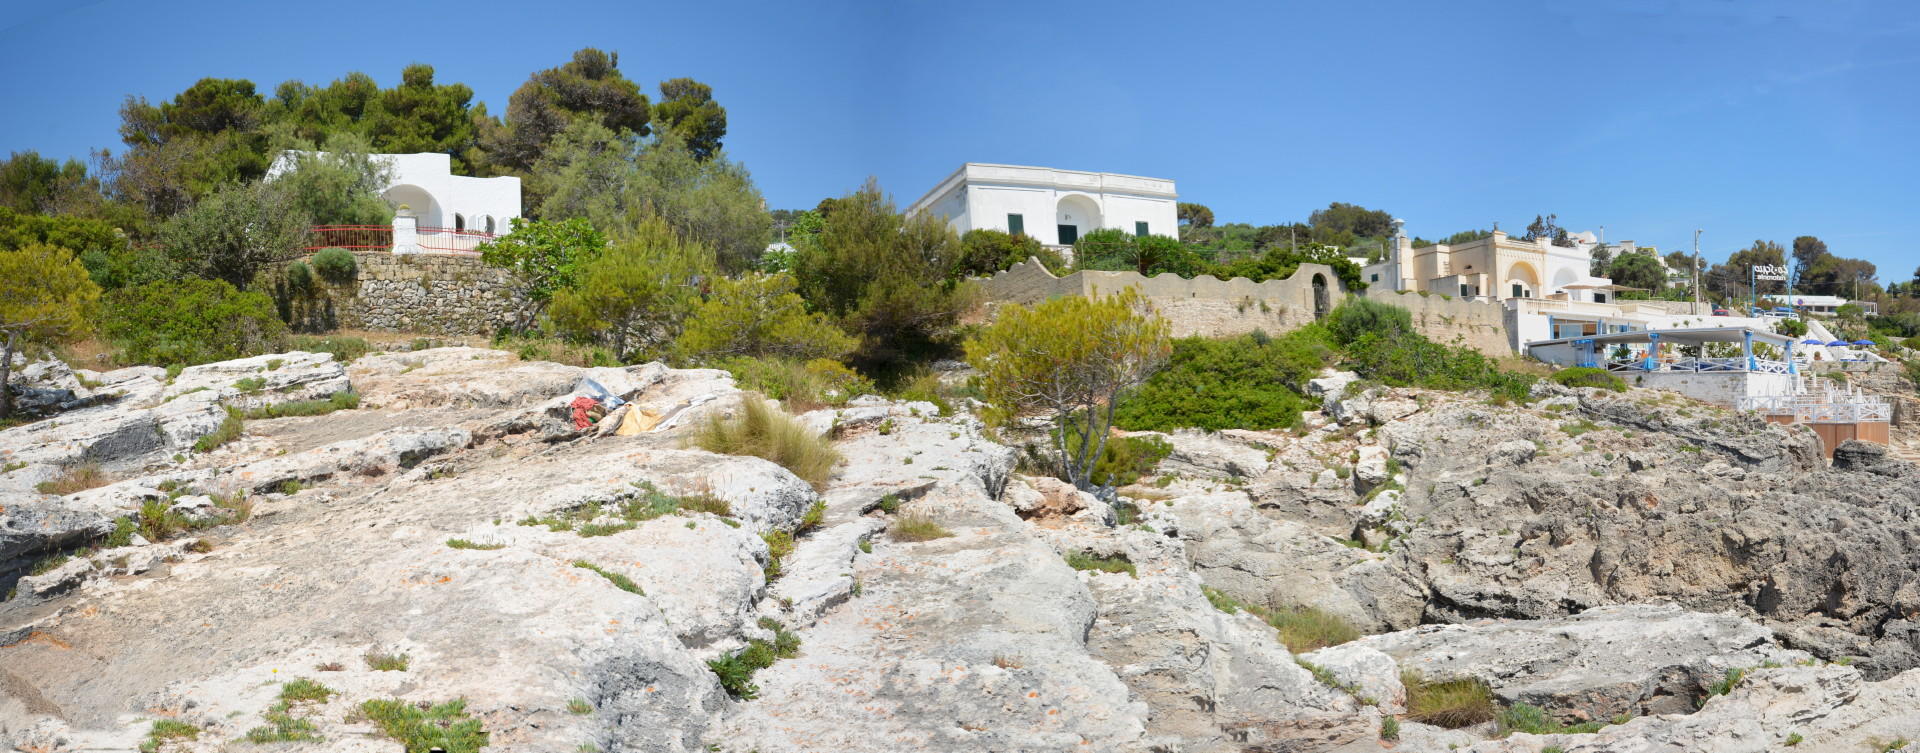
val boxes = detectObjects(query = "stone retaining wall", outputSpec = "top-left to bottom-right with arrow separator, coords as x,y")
976,259 -> 1514,354
290,252 -> 528,336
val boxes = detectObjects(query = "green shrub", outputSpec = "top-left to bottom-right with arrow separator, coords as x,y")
715,356 -> 873,412
671,272 -> 857,365
1380,715 -> 1400,741
1082,434 -> 1174,488
360,698 -> 487,753
1115,328 -> 1335,432
311,247 -> 356,283
1324,297 -> 1413,346
706,618 -> 802,699
1343,328 -> 1535,403
141,719 -> 199,752
103,279 -> 288,367
1403,670 -> 1496,729
693,397 -> 840,489
1549,367 -> 1626,392
193,408 -> 246,452
283,260 -> 315,296
951,228 -> 1068,278
1064,551 -> 1136,578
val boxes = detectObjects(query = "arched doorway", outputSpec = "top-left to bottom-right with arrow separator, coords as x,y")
380,183 -> 443,228
1055,194 -> 1102,246
1312,273 -> 1329,319
1505,261 -> 1541,299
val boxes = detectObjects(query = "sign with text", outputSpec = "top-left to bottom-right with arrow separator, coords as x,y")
1752,264 -> 1788,281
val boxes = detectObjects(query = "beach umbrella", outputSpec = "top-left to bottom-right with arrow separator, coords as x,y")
1801,339 -> 1823,345
1853,340 -> 1875,346
1827,340 -> 1851,346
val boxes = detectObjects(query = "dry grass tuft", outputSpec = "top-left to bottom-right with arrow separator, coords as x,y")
693,397 -> 839,490
1402,669 -> 1496,729
34,463 -> 110,495
890,515 -> 953,542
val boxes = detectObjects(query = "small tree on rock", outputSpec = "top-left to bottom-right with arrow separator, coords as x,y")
0,243 -> 101,418
478,216 -> 606,331
547,216 -> 713,360
965,288 -> 1170,493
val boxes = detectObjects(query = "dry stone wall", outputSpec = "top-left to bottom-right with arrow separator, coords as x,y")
290,251 -> 528,336
977,258 -> 1514,354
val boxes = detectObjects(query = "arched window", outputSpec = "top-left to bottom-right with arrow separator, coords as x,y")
483,215 -> 495,234
454,213 -> 466,232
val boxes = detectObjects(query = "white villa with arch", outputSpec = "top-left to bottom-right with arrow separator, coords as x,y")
906,163 -> 1180,249
268,151 -> 521,254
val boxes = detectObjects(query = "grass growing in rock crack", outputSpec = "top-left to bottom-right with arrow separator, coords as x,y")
1064,551 -> 1136,578
446,538 -> 505,550
34,463 -> 110,495
1497,702 -> 1622,736
1402,669 -> 1496,729
567,698 -> 593,715
1700,667 -> 1748,706
243,390 -> 360,419
762,530 -> 795,580
707,618 -> 802,700
140,719 -> 199,752
193,407 -> 246,452
692,397 -> 840,490
363,649 -> 410,671
1380,715 -> 1400,741
1200,586 -> 1359,652
573,560 -> 643,595
890,515 -> 953,542
796,500 -> 826,534
360,698 -> 488,753
519,483 -> 730,536
245,679 -> 334,743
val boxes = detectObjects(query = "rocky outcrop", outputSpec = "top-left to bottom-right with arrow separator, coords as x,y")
1336,604 -> 1808,721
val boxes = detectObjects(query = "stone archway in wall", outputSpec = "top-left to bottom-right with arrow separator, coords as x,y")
1312,273 -> 1330,319
1505,260 -> 1541,299
1055,194 -> 1102,246
381,184 -> 443,228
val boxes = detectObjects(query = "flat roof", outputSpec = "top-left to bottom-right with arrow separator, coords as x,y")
907,162 -> 1177,215
1527,326 -> 1796,348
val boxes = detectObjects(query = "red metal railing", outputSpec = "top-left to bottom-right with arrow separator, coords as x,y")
416,226 -> 498,255
303,225 -> 500,255
304,225 -> 392,251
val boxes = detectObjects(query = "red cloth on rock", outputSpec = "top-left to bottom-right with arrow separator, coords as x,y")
570,396 -> 600,429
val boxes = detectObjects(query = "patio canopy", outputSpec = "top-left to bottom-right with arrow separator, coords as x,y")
1527,326 -> 1796,349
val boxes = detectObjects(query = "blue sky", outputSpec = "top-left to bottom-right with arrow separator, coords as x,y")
2,0 -> 1916,278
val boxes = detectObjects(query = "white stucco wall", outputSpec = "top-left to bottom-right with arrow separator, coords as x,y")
269,151 -> 521,234
908,163 -> 1178,245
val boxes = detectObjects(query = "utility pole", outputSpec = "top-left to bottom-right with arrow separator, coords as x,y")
1692,229 -> 1703,308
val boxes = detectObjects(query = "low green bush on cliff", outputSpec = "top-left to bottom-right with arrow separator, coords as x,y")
1115,328 -> 1335,432
1549,366 -> 1627,392
311,247 -> 356,283
103,279 -> 287,367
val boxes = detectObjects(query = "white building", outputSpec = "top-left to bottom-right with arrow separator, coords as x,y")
1761,294 -> 1874,317
269,151 -> 521,253
906,163 -> 1179,248
1366,224 -> 1616,305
